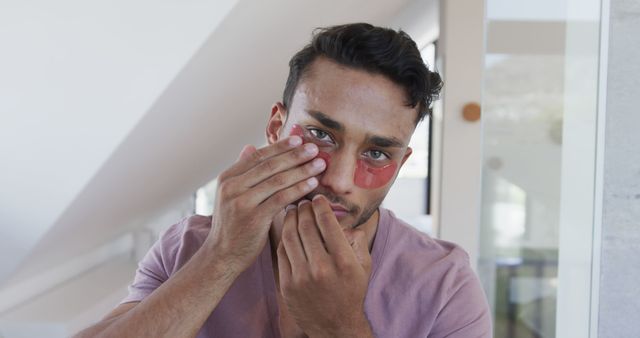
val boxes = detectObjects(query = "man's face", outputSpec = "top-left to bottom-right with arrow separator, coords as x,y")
268,57 -> 416,229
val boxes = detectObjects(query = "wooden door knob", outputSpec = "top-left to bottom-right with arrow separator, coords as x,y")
462,102 -> 481,122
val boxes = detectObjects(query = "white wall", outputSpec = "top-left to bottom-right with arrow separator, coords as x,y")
434,0 -> 485,268
597,0 -> 640,336
0,0 -> 238,284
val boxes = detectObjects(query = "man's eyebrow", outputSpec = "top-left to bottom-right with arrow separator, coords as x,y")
306,110 -> 403,148
367,135 -> 405,148
307,110 -> 344,131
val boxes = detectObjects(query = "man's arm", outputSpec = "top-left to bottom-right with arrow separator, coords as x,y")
73,244 -> 239,338
74,135 -> 326,338
74,302 -> 138,337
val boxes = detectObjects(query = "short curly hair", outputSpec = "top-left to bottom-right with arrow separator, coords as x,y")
283,23 -> 442,124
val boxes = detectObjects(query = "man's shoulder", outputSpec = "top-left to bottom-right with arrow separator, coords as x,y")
153,214 -> 213,275
178,214 -> 213,234
381,208 -> 470,268
374,208 -> 475,298
368,210 -> 491,338
161,214 -> 212,244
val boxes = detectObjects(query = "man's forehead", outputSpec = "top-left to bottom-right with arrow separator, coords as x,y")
289,58 -> 417,142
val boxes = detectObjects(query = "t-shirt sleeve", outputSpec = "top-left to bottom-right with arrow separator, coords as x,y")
119,221 -> 183,305
428,263 -> 493,338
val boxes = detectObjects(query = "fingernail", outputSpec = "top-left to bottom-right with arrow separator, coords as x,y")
311,158 -> 325,168
303,143 -> 318,155
299,199 -> 311,207
306,177 -> 318,188
285,204 -> 297,211
289,136 -> 302,147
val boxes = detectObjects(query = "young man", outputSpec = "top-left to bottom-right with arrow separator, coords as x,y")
76,23 -> 491,338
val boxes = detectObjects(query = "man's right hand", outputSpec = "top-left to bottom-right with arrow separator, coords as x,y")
204,135 -> 326,273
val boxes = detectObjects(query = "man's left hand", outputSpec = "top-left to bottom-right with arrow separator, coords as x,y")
277,195 -> 374,338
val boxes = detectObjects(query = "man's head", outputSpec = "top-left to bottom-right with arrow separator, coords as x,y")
266,23 -> 442,229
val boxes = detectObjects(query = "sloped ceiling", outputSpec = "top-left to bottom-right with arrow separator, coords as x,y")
0,0 -> 239,284
1,0 -> 438,286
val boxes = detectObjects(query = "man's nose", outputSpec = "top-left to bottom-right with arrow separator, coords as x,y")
318,150 -> 355,195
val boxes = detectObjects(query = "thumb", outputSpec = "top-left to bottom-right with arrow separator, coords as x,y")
349,229 -> 372,274
237,144 -> 257,161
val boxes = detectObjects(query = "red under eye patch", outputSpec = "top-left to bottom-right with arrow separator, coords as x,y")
354,159 -> 397,189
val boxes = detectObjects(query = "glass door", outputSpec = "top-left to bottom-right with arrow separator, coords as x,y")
477,0 -> 604,337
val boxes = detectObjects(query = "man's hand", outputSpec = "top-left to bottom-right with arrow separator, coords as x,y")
205,136 -> 326,274
277,195 -> 374,338
73,137 -> 327,338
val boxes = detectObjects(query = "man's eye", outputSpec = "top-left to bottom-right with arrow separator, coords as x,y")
309,128 -> 331,142
366,150 -> 389,161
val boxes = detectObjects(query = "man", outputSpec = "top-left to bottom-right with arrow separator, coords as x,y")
76,23 -> 491,338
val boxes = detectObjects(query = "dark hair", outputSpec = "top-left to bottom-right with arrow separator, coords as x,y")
283,23 -> 442,123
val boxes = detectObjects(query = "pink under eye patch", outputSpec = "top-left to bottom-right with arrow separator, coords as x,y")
354,158 -> 397,189
289,124 -> 397,189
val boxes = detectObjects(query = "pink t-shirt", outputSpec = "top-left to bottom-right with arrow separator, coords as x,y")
121,208 -> 492,337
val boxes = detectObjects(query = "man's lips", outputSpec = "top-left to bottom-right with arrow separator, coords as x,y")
330,203 -> 348,212
330,203 -> 349,217
292,197 -> 350,217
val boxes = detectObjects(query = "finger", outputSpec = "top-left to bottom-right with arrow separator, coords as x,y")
348,229 -> 372,274
257,176 -> 319,218
237,144 -> 257,161
280,207 -> 307,274
297,200 -> 329,263
311,195 -> 352,256
237,142 -> 319,189
244,157 -> 325,206
219,135 -> 303,181
277,241 -> 292,290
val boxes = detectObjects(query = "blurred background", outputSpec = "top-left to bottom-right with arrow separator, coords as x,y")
1,0 -> 638,337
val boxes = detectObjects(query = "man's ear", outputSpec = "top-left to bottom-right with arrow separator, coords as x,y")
400,146 -> 413,167
266,102 -> 287,145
